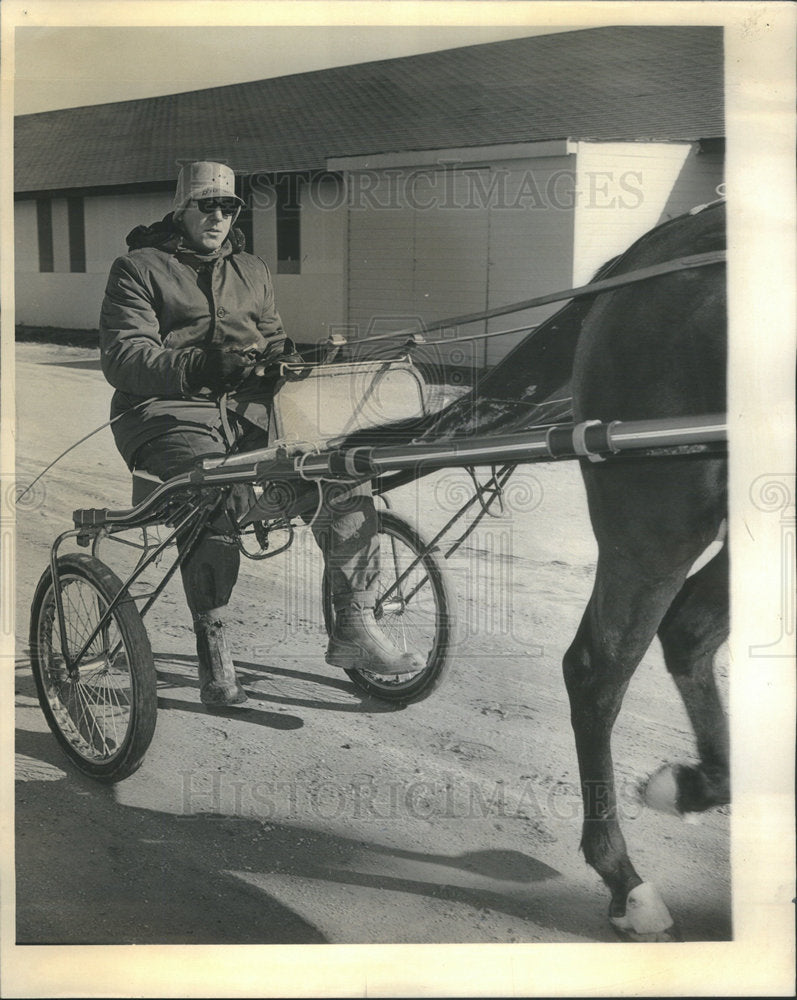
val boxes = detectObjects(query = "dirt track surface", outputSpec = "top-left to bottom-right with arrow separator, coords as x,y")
13,342 -> 731,946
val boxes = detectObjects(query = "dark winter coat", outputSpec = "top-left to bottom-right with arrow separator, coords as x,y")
99,215 -> 288,465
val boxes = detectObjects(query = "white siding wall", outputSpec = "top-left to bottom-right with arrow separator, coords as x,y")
15,273 -> 110,328
15,191 -> 173,328
13,145 -> 723,344
412,170 -> 490,370
14,200 -> 38,273
86,192 -> 173,271
347,167 -> 490,370
14,184 -> 348,337
250,185 -> 277,263
346,157 -> 575,368
272,176 -> 347,343
484,156 -> 575,365
572,142 -> 724,284
659,149 -> 724,220
347,183 -> 416,336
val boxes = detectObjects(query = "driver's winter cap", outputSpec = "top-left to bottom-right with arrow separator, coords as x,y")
173,161 -> 244,219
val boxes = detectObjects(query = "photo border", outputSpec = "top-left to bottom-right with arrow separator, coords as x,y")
1,2 -> 794,996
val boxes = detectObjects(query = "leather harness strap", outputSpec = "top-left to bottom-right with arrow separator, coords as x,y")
346,249 -> 727,349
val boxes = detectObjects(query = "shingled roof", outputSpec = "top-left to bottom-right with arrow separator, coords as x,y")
15,25 -> 723,194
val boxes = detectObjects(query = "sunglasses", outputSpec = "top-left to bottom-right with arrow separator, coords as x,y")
194,198 -> 239,216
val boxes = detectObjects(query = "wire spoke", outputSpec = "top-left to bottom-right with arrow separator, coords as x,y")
39,573 -> 134,762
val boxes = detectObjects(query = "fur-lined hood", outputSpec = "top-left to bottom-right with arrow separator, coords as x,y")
125,212 -> 246,254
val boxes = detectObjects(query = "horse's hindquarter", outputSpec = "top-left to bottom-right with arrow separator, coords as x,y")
573,269 -> 726,426
572,204 -> 728,568
572,205 -> 727,425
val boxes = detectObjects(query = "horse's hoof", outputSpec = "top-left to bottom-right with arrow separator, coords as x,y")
641,764 -> 681,816
609,882 -> 680,942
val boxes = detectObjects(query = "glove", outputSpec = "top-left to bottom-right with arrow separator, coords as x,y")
255,338 -> 304,378
281,337 -> 305,366
182,345 -> 257,394
256,337 -> 304,368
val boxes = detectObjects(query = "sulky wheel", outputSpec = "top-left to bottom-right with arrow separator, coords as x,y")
29,553 -> 157,782
323,509 -> 457,704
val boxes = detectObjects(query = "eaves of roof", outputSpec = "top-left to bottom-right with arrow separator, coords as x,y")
14,25 -> 724,194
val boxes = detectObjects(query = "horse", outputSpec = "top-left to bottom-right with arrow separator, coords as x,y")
564,199 -> 728,940
300,199 -> 728,940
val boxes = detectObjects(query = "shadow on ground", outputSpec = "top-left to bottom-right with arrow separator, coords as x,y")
16,726 -> 609,946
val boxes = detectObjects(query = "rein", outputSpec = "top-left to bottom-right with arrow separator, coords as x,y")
17,247 -> 725,500
349,250 -> 727,349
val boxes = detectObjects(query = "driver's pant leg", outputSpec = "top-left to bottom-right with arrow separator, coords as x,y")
300,481 -> 380,611
132,430 -> 241,620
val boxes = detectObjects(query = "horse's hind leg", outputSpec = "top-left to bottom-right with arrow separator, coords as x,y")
564,558 -> 685,941
645,544 -> 730,816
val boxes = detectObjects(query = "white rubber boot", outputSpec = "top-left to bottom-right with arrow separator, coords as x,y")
326,604 -> 425,675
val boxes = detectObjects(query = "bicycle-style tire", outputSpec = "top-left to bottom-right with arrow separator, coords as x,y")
323,510 -> 457,704
29,553 -> 157,782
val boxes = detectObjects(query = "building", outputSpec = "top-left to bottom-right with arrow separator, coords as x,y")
14,25 -> 724,368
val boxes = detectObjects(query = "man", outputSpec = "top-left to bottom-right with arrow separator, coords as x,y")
100,160 -> 422,708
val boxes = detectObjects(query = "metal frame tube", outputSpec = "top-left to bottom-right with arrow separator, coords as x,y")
282,414 -> 728,481
71,415 -> 727,535
54,503 -> 211,673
